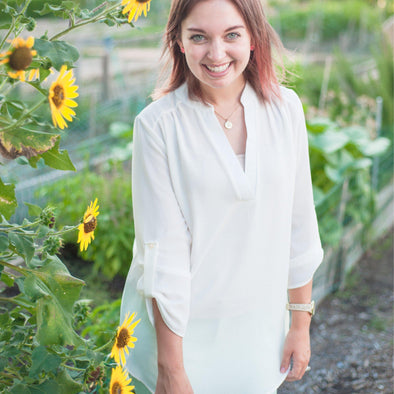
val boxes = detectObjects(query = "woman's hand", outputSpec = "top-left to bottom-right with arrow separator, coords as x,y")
280,324 -> 311,381
156,366 -> 194,394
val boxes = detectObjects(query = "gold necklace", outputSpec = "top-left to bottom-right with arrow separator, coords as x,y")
214,103 -> 241,130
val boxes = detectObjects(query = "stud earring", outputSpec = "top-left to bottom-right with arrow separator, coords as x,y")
180,47 -> 185,53
250,45 -> 255,51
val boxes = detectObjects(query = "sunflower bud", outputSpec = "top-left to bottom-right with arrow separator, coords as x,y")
40,206 -> 56,227
43,235 -> 63,256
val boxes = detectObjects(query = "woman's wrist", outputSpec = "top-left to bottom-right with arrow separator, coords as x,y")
290,311 -> 312,330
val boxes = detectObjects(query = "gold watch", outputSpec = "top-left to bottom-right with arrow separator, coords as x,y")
286,300 -> 315,316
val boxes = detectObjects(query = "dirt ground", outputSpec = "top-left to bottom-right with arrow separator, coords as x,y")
278,229 -> 393,394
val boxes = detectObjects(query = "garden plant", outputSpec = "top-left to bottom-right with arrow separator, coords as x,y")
0,0 -> 152,392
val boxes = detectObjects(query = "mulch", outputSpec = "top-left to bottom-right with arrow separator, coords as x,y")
278,229 -> 393,394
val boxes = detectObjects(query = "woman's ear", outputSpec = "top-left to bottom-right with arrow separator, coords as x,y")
177,40 -> 185,53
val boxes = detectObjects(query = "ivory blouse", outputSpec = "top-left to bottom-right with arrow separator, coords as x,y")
120,82 -> 324,394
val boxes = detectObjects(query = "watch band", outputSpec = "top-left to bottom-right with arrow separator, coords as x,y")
286,300 -> 315,316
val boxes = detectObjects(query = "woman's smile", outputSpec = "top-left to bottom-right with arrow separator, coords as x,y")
203,62 -> 232,76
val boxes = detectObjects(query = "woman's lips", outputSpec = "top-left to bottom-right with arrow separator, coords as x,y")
203,62 -> 232,76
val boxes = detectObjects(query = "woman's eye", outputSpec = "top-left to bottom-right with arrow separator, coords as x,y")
190,34 -> 205,42
227,32 -> 240,40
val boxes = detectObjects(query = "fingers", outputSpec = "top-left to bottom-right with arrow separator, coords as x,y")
280,348 -> 291,374
285,355 -> 310,381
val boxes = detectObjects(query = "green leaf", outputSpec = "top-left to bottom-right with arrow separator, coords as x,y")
40,139 -> 76,171
0,356 -> 7,373
29,380 -> 60,394
35,3 -> 69,17
10,384 -> 30,394
109,121 -> 133,138
1,271 -> 14,287
55,369 -> 83,394
8,233 -> 35,263
34,39 -> 79,70
309,129 -> 350,154
61,1 -> 77,10
306,117 -> 337,134
0,178 -> 17,220
25,202 -> 42,217
359,138 -> 390,157
0,234 -> 9,252
24,255 -> 85,346
0,129 -> 58,160
0,311 -> 10,326
29,346 -> 62,378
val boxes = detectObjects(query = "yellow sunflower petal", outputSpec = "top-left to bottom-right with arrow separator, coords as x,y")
26,36 -> 34,48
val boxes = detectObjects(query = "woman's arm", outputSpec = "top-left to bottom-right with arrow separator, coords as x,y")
280,279 -> 313,381
153,299 -> 194,394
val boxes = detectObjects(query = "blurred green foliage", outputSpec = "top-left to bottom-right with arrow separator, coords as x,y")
36,159 -> 134,280
269,0 -> 391,42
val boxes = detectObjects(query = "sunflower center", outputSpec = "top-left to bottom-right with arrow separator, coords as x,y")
84,215 -> 97,234
8,47 -> 33,71
136,0 -> 150,2
117,328 -> 130,348
111,381 -> 122,394
51,85 -> 65,109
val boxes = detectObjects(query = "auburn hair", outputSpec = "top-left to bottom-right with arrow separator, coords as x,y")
153,0 -> 286,103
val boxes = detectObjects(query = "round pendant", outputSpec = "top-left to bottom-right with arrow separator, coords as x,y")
224,120 -> 233,129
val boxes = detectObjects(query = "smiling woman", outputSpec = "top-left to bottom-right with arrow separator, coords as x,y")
120,1 -> 324,393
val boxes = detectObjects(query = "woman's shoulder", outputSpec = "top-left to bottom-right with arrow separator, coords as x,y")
277,85 -> 305,123
136,84 -> 189,128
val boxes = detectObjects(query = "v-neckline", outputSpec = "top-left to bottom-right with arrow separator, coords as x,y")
206,83 -> 258,201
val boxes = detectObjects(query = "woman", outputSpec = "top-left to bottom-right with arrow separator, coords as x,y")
120,0 -> 324,393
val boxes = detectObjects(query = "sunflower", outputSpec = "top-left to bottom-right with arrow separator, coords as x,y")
0,37 -> 39,82
77,198 -> 99,252
121,0 -> 151,22
48,65 -> 79,129
110,365 -> 134,394
111,312 -> 141,366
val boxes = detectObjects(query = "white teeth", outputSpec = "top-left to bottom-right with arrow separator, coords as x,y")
206,63 -> 230,73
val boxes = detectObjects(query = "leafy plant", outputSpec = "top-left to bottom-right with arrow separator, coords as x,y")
0,0 -> 149,392
36,159 -> 134,279
0,204 -> 113,393
308,117 -> 390,245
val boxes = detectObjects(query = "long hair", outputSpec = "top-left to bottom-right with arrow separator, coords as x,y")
153,0 -> 286,102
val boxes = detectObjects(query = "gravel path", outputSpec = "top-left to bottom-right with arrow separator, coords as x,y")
279,229 -> 393,394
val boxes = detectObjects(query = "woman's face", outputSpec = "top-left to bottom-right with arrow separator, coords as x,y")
179,0 -> 252,96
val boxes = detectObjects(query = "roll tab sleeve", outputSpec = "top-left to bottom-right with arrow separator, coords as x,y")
132,115 -> 191,337
288,97 -> 324,289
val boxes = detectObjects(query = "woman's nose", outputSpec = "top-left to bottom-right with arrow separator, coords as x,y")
207,39 -> 226,62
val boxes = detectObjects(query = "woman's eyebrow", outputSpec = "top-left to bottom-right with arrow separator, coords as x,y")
187,25 -> 245,33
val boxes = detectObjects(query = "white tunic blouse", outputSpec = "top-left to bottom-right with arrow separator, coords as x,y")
120,82 -> 324,393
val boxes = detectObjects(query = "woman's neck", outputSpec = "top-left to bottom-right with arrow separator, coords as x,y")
201,78 -> 246,107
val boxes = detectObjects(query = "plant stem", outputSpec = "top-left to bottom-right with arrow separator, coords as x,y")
20,0 -> 33,16
93,338 -> 114,353
0,21 -> 16,50
62,363 -> 86,372
0,219 -> 41,230
49,2 -> 121,41
0,260 -> 28,275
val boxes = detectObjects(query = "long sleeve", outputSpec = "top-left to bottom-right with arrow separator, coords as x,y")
288,96 -> 324,289
132,115 -> 192,337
